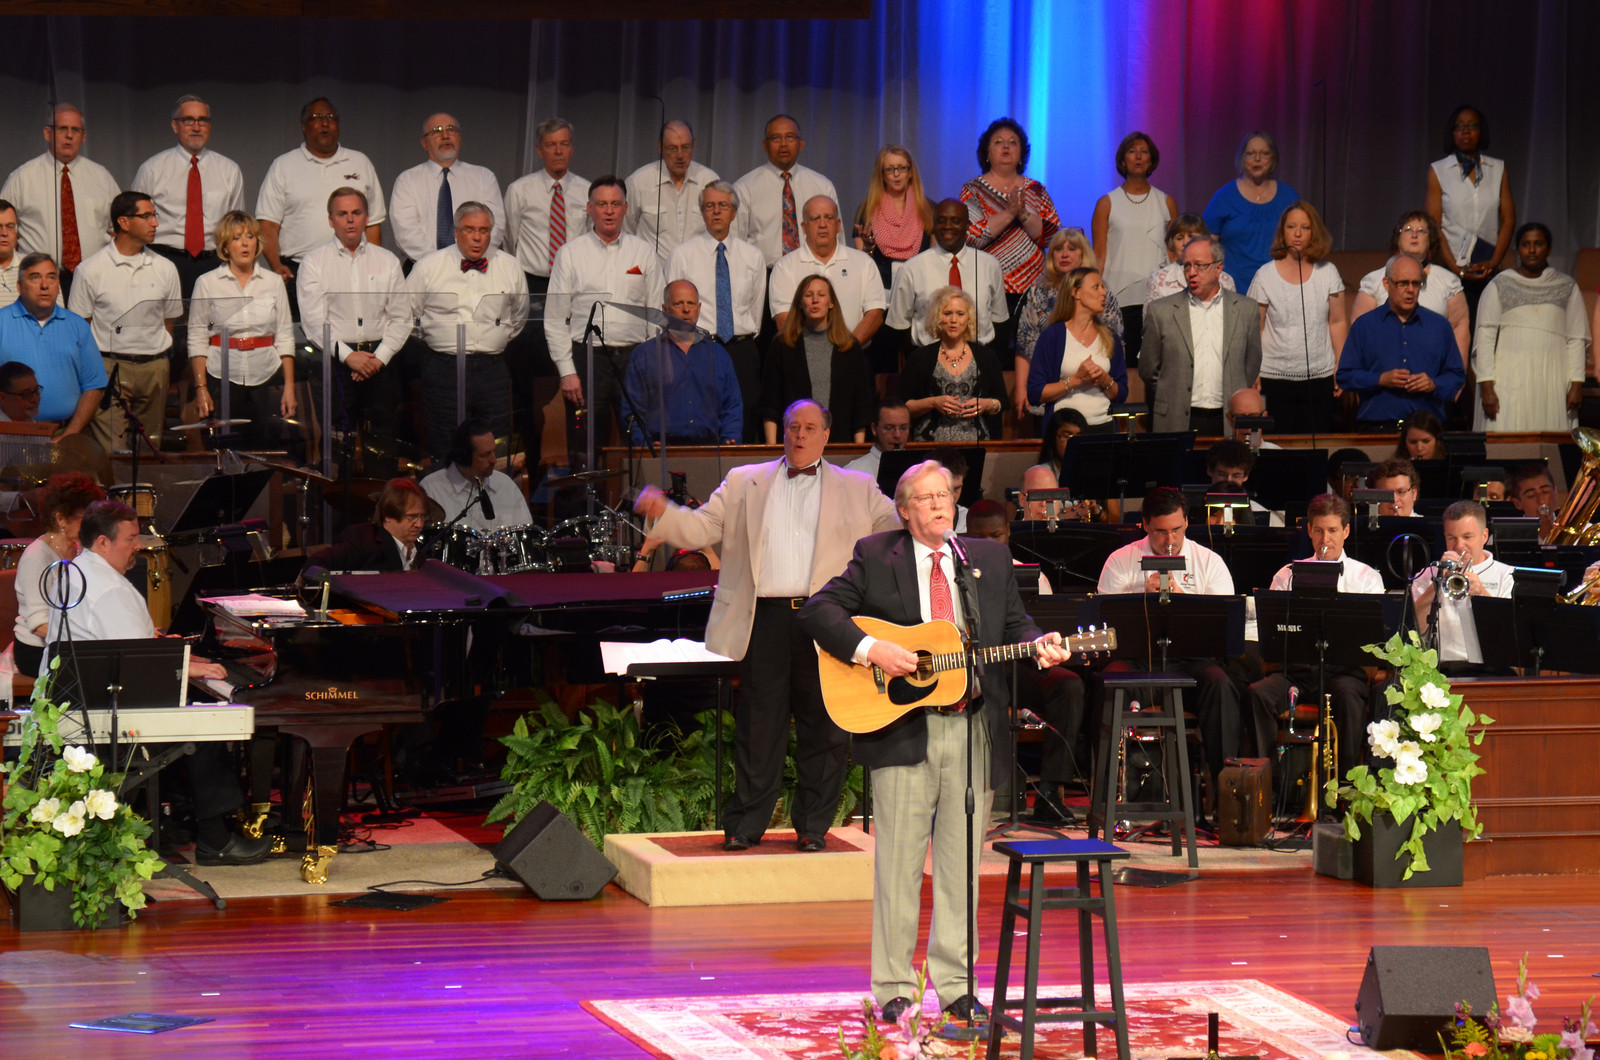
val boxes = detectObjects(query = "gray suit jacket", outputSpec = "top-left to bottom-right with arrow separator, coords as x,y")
1138,288 -> 1262,432
651,457 -> 900,660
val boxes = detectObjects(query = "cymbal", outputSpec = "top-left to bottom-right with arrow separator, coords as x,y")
542,467 -> 626,491
173,418 -> 251,432
234,451 -> 336,484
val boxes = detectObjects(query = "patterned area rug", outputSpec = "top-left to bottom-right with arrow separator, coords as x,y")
583,978 -> 1417,1060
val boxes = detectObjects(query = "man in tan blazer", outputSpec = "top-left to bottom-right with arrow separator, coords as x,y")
1139,234 -> 1262,435
636,398 -> 899,851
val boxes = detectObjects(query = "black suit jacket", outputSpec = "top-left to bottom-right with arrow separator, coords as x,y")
798,531 -> 1041,778
309,523 -> 409,573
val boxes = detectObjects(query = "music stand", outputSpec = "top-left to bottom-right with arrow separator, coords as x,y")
165,469 -> 275,537
1187,524 -> 1296,595
1008,521 -> 1141,593
1254,590 -> 1396,674
876,447 -> 986,507
1062,433 -> 1189,513
1250,448 -> 1330,513
1492,517 -> 1541,548
1472,593 -> 1599,677
1087,593 -> 1244,672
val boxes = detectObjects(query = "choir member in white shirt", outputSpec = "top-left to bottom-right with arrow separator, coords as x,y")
131,95 -> 247,298
187,210 -> 298,455
0,200 -> 18,308
255,98 -> 387,311
296,187 -> 411,463
67,192 -> 182,454
1096,486 -> 1242,789
544,177 -> 658,471
502,118 -> 590,479
885,198 -> 1009,354
389,112 -> 506,267
1246,493 -> 1384,775
406,201 -> 528,462
732,115 -> 839,267
0,104 -> 119,295
625,120 -> 718,264
767,196 -> 886,347
661,180 -> 766,441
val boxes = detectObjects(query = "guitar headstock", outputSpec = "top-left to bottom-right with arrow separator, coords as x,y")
1065,624 -> 1117,660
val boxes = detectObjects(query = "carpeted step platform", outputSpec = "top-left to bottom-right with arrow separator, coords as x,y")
604,827 -> 875,907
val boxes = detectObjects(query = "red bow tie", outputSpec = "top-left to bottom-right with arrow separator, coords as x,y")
787,463 -> 818,478
460,257 -> 488,273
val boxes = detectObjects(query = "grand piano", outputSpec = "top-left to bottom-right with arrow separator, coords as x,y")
201,563 -> 715,883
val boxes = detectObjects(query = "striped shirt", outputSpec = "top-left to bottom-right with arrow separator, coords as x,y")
959,176 -> 1060,294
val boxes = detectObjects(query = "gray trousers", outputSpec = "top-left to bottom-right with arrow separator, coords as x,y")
869,711 -> 992,1007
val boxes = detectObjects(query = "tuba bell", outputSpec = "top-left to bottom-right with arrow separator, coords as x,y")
1540,427 -> 1600,546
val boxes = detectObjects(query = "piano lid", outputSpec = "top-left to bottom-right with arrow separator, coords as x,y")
327,566 -> 718,620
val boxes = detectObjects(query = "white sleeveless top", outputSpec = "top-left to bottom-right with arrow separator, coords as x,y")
1430,154 -> 1504,263
1102,186 -> 1171,307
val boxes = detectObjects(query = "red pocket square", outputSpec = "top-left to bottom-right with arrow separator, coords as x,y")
626,265 -> 643,275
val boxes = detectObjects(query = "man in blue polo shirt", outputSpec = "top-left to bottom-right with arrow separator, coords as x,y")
0,252 -> 105,437
1336,254 -> 1463,429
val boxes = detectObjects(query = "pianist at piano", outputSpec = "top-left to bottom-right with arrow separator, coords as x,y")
308,477 -> 428,573
41,497 -> 273,865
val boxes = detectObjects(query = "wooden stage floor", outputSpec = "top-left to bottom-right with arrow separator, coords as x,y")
3,863 -> 1597,1057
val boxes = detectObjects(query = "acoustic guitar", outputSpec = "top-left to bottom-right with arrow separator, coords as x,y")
816,618 -> 1117,734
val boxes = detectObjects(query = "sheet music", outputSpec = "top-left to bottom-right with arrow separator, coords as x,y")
201,594 -> 308,619
600,639 -> 732,676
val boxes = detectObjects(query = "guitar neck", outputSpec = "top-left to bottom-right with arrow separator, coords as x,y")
930,641 -> 1040,674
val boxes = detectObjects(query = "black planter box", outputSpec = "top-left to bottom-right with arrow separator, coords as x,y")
7,881 -> 125,931
1351,812 -> 1463,887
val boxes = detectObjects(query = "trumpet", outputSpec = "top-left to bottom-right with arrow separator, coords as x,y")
1437,557 -> 1471,600
1561,568 -> 1600,605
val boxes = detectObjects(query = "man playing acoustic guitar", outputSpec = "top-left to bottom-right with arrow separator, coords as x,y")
799,458 -> 1072,1028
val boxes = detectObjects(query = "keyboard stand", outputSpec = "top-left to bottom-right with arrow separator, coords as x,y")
120,741 -> 227,911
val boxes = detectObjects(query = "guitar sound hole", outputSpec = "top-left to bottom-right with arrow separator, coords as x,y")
886,652 -> 938,706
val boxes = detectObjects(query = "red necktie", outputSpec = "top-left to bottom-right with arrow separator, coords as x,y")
185,155 -> 204,258
460,257 -> 488,273
949,253 -> 962,288
930,552 -> 965,710
60,164 -> 81,272
930,551 -> 954,622
549,181 -> 566,269
786,462 -> 817,478
781,172 -> 798,254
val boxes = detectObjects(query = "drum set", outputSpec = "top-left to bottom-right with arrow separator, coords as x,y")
420,469 -> 641,576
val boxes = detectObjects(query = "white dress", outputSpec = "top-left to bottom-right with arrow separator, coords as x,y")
1101,187 -> 1171,308
1471,268 -> 1591,432
1247,260 -> 1345,380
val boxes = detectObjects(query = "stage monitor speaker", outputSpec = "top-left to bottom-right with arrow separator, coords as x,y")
492,801 -> 617,900
1354,945 -> 1495,1050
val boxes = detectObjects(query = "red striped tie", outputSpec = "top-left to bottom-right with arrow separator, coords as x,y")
185,155 -> 204,258
781,172 -> 798,254
929,552 -> 965,711
549,181 -> 566,269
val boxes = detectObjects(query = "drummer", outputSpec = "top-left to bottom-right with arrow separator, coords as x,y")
419,418 -> 531,532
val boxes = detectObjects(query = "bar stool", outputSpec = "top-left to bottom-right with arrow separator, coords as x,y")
1089,671 -> 1199,868
987,837 -> 1132,1060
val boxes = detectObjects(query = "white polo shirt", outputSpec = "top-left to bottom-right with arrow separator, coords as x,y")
768,244 -> 887,331
256,144 -> 388,260
66,244 -> 182,355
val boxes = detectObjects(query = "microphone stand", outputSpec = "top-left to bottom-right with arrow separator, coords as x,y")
415,479 -> 489,557
939,532 -> 987,1044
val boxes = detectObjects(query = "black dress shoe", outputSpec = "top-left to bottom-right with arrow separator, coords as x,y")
943,994 -> 989,1023
722,835 -> 752,851
797,834 -> 827,852
195,832 -> 275,866
880,996 -> 913,1023
1029,789 -> 1077,826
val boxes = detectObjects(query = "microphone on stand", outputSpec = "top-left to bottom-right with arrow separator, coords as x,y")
942,527 -> 969,567
101,361 -> 120,410
478,487 -> 495,522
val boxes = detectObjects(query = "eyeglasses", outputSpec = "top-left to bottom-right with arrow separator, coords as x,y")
882,164 -> 910,176
305,113 -> 339,124
1389,279 -> 1423,289
1182,261 -> 1219,271
4,386 -> 42,399
1243,150 -> 1273,160
990,138 -> 1021,149
130,212 -> 158,221
426,125 -> 460,136
909,490 -> 952,507
700,201 -> 734,212
0,223 -> 17,234
175,116 -> 212,127
1398,225 -> 1429,236
765,133 -> 800,144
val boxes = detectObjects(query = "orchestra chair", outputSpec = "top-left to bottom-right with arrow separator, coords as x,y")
1087,671 -> 1199,868
987,837 -> 1132,1060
